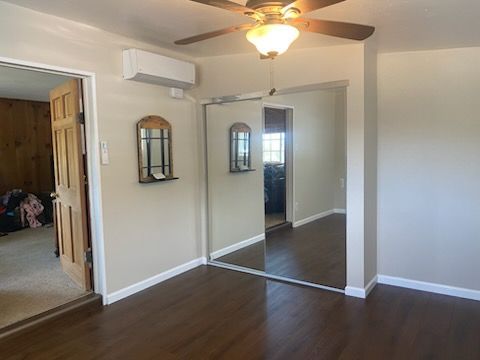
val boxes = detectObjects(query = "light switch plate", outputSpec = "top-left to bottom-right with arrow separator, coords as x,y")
100,141 -> 109,165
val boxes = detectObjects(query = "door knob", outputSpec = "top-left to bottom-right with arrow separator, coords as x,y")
50,192 -> 59,199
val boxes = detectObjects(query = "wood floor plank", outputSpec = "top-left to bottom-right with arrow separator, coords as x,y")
217,214 -> 346,288
0,266 -> 478,359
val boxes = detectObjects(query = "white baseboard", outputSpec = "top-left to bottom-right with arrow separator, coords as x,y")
365,275 -> 378,296
377,275 -> 480,301
334,208 -> 346,214
344,286 -> 365,298
345,275 -> 378,299
293,210 -> 334,228
106,257 -> 207,304
210,233 -> 265,260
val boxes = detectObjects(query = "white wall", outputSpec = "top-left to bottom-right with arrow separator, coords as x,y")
197,44 -> 374,289
0,2 -> 202,294
378,47 -> 480,291
206,100 -> 264,253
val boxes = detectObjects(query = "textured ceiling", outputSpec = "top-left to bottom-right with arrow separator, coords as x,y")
0,66 -> 71,102
3,0 -> 480,57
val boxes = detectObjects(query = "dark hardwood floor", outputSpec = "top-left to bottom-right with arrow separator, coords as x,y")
216,240 -> 265,271
217,214 -> 346,289
266,214 -> 345,288
1,266 -> 479,359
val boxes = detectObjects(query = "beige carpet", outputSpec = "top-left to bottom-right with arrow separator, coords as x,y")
0,226 -> 87,329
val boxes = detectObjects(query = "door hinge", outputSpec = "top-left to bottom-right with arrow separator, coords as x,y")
78,112 -> 85,124
84,248 -> 93,266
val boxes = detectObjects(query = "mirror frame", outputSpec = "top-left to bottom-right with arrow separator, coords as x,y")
137,115 -> 177,183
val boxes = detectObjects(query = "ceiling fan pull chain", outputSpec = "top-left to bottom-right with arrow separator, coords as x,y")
269,58 -> 277,96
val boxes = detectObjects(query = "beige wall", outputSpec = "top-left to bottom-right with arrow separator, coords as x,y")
378,47 -> 480,291
364,42 -> 378,284
0,2 -> 202,294
206,100 -> 264,253
0,1 -> 378,293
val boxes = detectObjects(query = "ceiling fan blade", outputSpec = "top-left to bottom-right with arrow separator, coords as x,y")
175,24 -> 254,45
189,0 -> 261,19
290,18 -> 375,40
282,0 -> 346,15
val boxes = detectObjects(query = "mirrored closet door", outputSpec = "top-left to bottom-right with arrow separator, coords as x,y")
206,99 -> 265,271
205,88 -> 347,290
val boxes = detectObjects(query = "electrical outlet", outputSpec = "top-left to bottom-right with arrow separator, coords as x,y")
340,178 -> 345,189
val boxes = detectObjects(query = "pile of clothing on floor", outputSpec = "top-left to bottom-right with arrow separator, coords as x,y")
0,189 -> 54,234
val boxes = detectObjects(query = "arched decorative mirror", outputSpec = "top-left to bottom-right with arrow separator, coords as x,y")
137,116 -> 177,183
230,122 -> 254,172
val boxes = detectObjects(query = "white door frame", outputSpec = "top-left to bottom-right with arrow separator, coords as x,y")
0,56 -> 107,303
262,102 -> 295,225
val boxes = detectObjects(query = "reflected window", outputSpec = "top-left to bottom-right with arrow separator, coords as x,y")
263,132 -> 285,163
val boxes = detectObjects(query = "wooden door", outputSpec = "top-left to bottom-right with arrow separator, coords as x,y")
49,79 -> 92,291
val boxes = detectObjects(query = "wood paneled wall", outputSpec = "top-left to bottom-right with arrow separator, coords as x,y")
0,98 -> 54,195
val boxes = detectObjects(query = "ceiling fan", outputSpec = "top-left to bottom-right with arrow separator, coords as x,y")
175,0 -> 375,58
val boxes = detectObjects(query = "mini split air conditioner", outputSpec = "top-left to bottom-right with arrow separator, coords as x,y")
123,49 -> 195,89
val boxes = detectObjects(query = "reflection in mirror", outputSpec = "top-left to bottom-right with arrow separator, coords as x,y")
263,108 -> 287,229
206,100 -> 265,271
230,123 -> 252,172
205,88 -> 347,290
137,116 -> 176,183
263,89 -> 347,289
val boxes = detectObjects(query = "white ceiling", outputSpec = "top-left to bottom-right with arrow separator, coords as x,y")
3,0 -> 480,57
0,66 -> 71,102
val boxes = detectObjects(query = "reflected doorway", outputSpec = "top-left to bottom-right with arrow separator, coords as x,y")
263,107 -> 289,230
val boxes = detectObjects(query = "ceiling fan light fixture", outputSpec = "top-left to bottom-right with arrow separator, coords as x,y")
246,23 -> 300,57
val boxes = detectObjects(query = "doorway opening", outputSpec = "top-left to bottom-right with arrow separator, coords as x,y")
263,107 -> 290,230
0,66 -> 94,329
